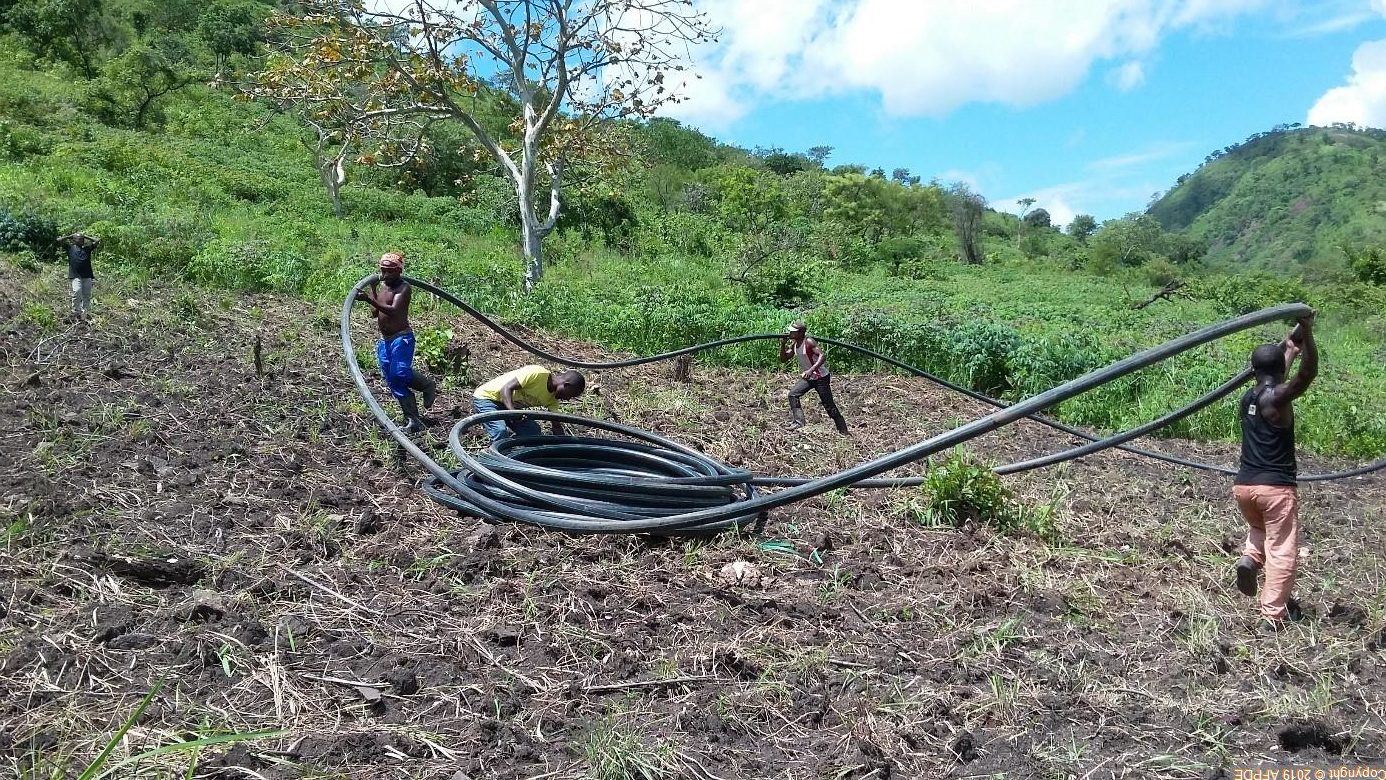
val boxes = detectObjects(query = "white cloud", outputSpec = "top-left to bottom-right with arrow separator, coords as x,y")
1112,61 -> 1147,91
664,70 -> 750,128
666,0 -> 1270,125
999,141 -> 1193,227
1089,141 -> 1199,171
934,168 -> 985,193
662,0 -> 829,128
1307,38 -> 1386,128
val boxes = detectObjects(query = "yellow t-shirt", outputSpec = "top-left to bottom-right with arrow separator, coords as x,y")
474,365 -> 559,410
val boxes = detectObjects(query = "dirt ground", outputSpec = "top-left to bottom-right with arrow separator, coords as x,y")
2,267 -> 1384,779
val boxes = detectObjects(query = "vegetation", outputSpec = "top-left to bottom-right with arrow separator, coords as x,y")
1150,123 -> 1386,275
0,3 -> 1382,459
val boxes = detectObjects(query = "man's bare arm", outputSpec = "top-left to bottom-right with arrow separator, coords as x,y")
371,283 -> 411,314
500,378 -> 522,410
1270,317 -> 1318,408
804,338 -> 827,376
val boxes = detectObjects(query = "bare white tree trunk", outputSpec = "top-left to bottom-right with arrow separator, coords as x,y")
320,156 -> 346,219
515,155 -> 563,292
304,123 -> 351,219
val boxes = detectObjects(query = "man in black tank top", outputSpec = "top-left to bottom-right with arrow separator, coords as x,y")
1232,313 -> 1316,627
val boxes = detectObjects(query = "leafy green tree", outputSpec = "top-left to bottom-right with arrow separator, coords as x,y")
1014,197 -> 1035,244
823,173 -> 893,242
1067,213 -> 1097,243
782,168 -> 828,220
196,0 -> 269,81
7,0 -> 107,77
762,150 -> 810,176
91,33 -> 196,128
1089,213 -> 1167,271
902,184 -> 949,234
1023,207 -> 1051,230
805,145 -> 832,167
706,166 -> 786,231
640,117 -> 720,171
1345,245 -> 1386,284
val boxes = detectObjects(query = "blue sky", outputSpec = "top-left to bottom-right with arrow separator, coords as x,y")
663,0 -> 1386,226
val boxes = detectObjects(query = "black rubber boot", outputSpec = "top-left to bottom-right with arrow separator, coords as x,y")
409,374 -> 437,411
788,405 -> 806,430
1235,556 -> 1259,597
398,393 -> 425,434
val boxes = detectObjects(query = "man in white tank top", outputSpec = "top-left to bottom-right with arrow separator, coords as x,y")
779,321 -> 848,434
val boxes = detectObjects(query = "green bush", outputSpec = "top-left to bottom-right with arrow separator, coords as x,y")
945,318 -> 1021,395
1142,257 -> 1181,287
740,253 -> 822,308
1192,273 -> 1313,315
909,450 -> 1022,531
0,207 -> 59,260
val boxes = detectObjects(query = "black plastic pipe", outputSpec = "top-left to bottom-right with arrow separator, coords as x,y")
344,276 -> 1381,534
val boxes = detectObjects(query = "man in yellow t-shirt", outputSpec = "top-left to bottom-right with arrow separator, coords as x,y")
472,365 -> 587,442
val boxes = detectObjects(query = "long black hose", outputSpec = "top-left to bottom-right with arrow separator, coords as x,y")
343,276 -> 1383,534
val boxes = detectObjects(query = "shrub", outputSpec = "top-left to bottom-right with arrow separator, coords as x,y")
1192,273 -> 1314,315
909,450 -> 1022,532
740,253 -> 823,308
944,318 -> 1021,395
1141,257 -> 1181,287
0,208 -> 59,260
1346,245 -> 1386,285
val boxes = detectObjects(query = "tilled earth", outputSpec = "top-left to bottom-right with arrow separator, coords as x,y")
2,268 -> 1384,779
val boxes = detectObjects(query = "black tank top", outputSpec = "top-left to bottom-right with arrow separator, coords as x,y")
1236,385 -> 1296,486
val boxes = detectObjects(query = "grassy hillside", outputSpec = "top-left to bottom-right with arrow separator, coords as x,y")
1,44 -> 1383,458
1149,125 -> 1386,274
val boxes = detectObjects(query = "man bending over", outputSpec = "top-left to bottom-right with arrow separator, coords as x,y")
472,365 -> 586,443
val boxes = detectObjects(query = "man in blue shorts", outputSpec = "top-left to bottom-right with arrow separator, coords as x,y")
356,252 -> 437,434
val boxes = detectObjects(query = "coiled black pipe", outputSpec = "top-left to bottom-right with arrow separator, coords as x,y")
343,276 -> 1383,534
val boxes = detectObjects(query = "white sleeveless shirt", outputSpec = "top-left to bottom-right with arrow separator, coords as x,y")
795,339 -> 829,379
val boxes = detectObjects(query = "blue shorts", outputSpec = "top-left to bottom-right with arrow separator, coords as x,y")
376,332 -> 416,399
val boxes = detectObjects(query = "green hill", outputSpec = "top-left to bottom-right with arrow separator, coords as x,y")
1149,125 -> 1386,273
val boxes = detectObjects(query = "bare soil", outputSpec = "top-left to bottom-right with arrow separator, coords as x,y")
2,268 -> 1384,779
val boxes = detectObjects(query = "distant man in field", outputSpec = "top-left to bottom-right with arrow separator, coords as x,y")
779,320 -> 848,435
59,231 -> 99,318
356,252 -> 437,434
472,365 -> 586,443
1233,313 -> 1317,628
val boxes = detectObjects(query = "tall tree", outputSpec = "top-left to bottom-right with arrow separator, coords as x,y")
1014,197 -> 1035,245
252,0 -> 714,290
1067,213 -> 1097,243
805,145 -> 832,167
92,34 -> 197,128
7,0 -> 107,77
948,182 -> 986,264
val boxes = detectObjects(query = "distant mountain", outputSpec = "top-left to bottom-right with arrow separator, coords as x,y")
1148,124 -> 1386,274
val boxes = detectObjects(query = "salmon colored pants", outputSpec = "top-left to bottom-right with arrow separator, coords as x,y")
1233,485 -> 1299,620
